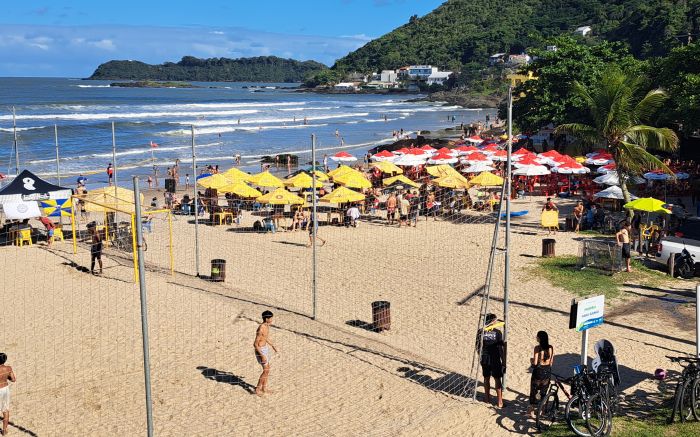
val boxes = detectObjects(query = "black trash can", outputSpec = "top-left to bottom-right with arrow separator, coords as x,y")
372,301 -> 391,332
210,259 -> 226,282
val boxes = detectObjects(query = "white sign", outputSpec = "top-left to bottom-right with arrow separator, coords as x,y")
575,295 -> 605,332
2,201 -> 41,220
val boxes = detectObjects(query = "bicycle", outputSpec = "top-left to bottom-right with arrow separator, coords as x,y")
666,355 -> 700,423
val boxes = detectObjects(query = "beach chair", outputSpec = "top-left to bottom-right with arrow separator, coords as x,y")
53,227 -> 65,242
16,228 -> 32,246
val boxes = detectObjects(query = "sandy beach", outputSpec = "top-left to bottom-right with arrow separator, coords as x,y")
0,192 -> 696,436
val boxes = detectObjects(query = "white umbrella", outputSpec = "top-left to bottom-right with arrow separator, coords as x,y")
551,165 -> 590,175
330,151 -> 358,162
593,173 -> 645,186
393,154 -> 428,166
593,186 -> 638,200
462,163 -> 496,173
512,165 -> 551,176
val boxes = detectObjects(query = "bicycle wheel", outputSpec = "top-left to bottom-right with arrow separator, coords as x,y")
679,379 -> 695,422
585,394 -> 611,437
536,391 -> 559,431
565,394 -> 592,437
691,376 -> 700,421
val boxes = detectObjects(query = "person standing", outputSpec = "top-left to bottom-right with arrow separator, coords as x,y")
106,163 -> 114,186
573,201 -> 584,233
399,194 -> 410,228
185,174 -> 190,190
254,311 -> 279,396
386,193 -> 397,225
528,331 -> 554,417
88,223 -> 103,275
616,220 -> 632,272
0,353 -> 16,437
307,213 -> 326,247
476,313 -> 505,408
323,154 -> 329,173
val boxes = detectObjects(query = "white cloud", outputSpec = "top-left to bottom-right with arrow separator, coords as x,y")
0,24 -> 370,76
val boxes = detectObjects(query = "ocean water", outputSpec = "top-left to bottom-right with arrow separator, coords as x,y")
0,77 -> 495,186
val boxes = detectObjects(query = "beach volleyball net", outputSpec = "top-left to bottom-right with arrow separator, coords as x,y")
0,149 -> 509,434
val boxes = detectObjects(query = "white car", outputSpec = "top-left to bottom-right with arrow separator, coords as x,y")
656,218 -> 700,273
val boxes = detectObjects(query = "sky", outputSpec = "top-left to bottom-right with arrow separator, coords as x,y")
0,0 -> 444,77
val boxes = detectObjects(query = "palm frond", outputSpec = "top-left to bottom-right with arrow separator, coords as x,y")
634,89 -> 668,123
554,123 -> 598,146
615,141 -> 673,176
624,125 -> 679,152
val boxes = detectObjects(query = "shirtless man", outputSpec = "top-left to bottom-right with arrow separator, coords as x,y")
0,353 -> 17,436
254,311 -> 278,396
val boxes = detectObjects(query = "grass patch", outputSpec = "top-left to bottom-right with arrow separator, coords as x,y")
535,256 -> 668,300
542,407 -> 700,437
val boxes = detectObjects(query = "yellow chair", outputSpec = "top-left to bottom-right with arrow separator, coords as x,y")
53,227 -> 65,242
16,228 -> 32,246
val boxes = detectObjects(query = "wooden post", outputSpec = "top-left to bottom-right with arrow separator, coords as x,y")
669,253 -> 676,277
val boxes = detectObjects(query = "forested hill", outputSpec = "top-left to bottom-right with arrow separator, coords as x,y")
88,56 -> 328,82
334,0 -> 700,72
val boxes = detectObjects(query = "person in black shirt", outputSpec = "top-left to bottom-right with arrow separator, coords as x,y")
475,313 -> 505,407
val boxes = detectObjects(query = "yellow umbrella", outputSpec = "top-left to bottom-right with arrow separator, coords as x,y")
80,186 -> 143,213
197,173 -> 232,190
433,175 -> 470,189
257,188 -> 305,205
309,169 -> 330,181
222,167 -> 251,182
219,182 -> 262,198
328,165 -> 357,178
249,170 -> 285,188
284,172 -> 325,189
383,175 -> 419,188
371,161 -> 403,175
468,172 -> 504,187
320,186 -> 366,203
624,197 -> 670,214
574,156 -> 586,164
334,171 -> 372,189
426,164 -> 460,178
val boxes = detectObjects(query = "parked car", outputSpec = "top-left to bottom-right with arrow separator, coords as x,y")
656,218 -> 700,277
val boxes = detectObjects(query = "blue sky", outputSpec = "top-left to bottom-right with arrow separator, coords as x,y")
0,0 -> 443,77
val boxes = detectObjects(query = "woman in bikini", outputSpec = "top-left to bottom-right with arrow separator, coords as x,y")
528,331 -> 554,417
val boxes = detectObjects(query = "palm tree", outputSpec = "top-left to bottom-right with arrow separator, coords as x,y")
555,67 -> 679,212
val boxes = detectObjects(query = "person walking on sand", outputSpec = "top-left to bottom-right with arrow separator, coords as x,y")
254,311 -> 278,396
573,201 -> 584,233
476,313 -> 505,408
306,213 -> 326,247
88,222 -> 103,275
616,220 -> 632,272
0,352 -> 17,436
528,331 -> 554,417
106,163 -> 114,186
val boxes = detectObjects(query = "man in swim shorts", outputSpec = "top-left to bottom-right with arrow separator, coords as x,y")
0,352 -> 16,436
254,311 -> 278,396
475,313 -> 505,408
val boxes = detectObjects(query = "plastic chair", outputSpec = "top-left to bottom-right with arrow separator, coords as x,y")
16,228 -> 32,246
53,227 -> 65,242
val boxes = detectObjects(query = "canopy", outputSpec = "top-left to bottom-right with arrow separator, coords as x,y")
463,152 -> 491,163
218,182 -> 262,198
513,155 -> 542,167
249,171 -> 285,188
284,172 -> 324,189
624,197 -> 670,214
80,186 -> 144,213
222,167 -> 252,182
197,173 -> 232,190
371,161 -> 403,175
328,165 -> 356,178
428,153 -> 458,165
334,171 -> 372,189
0,169 -> 72,204
383,175 -> 420,188
371,150 -> 396,162
330,151 -> 357,162
420,145 -> 437,153
393,154 -> 428,166
432,175 -> 470,189
469,172 -> 504,187
454,145 -> 478,155
257,188 -> 304,205
320,186 -> 365,203
513,165 -> 551,176
594,186 -> 637,200
551,164 -> 590,175
593,173 -> 645,186
490,150 -> 508,161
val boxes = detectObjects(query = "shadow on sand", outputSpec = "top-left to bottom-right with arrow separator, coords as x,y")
196,366 -> 256,394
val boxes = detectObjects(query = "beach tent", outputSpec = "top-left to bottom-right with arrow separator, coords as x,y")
371,161 -> 403,175
222,167 -> 252,182
218,182 -> 262,198
257,188 -> 304,205
197,173 -> 232,190
334,171 -> 372,189
0,170 -> 72,219
249,171 -> 285,188
468,172 -> 504,187
320,186 -> 366,203
382,175 -> 420,188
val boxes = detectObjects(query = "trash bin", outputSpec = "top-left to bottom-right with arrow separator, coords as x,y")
542,239 -> 556,257
372,301 -> 391,332
210,259 -> 226,282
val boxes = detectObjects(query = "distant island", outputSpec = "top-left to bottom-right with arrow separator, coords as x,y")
88,56 -> 328,82
110,81 -> 199,88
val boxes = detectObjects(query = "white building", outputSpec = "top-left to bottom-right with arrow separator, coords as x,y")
334,82 -> 359,91
489,53 -> 507,65
407,65 -> 438,79
426,72 -> 452,86
507,54 -> 531,66
380,70 -> 398,83
575,26 -> 592,37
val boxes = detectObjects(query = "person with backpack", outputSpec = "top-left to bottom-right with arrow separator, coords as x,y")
475,313 -> 505,408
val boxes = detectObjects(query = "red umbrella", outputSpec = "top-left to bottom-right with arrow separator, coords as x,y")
480,143 -> 499,152
490,150 -> 508,161
454,145 -> 478,153
420,144 -> 436,152
394,147 -> 411,155
513,147 -> 533,156
406,148 -> 428,156
464,152 -> 490,162
513,155 -> 541,167
436,147 -> 454,155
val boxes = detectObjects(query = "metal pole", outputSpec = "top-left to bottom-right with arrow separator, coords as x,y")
191,125 -> 200,277
581,329 -> 589,366
112,122 -> 118,188
311,134 -> 318,320
503,87 -> 513,389
12,106 -> 19,174
54,124 -> 61,185
696,284 -> 700,358
132,177 -> 154,437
